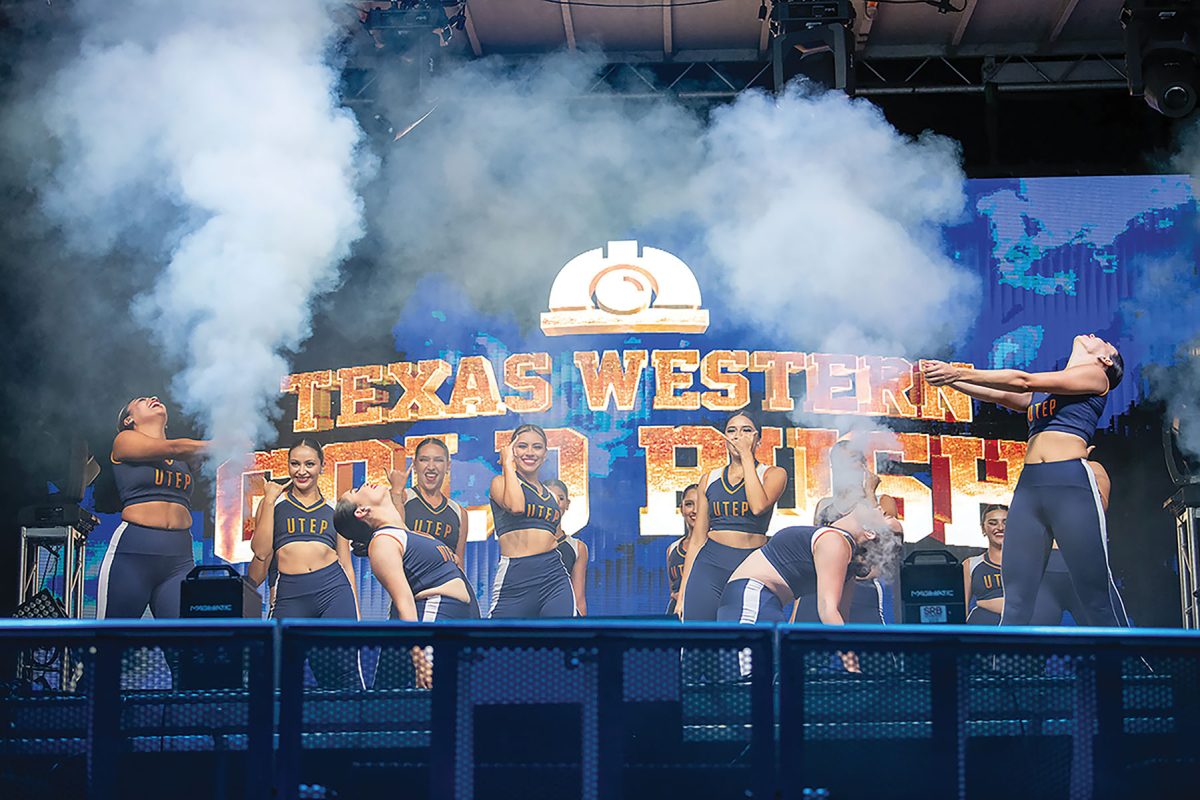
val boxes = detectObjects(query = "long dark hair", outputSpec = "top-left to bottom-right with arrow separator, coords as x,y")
333,496 -> 373,556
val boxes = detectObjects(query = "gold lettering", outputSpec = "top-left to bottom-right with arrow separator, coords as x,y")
447,356 -> 504,418
281,370 -> 335,433
337,365 -> 388,427
700,350 -> 750,411
504,352 -> 553,414
651,350 -> 701,410
573,350 -> 648,411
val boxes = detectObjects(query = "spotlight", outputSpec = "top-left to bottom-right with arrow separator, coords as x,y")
1144,49 -> 1198,116
1122,1 -> 1200,118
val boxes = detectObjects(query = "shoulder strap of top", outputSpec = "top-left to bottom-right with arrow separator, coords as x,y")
706,466 -> 724,486
273,494 -> 288,508
811,526 -> 852,554
373,526 -> 408,552
755,462 -> 771,480
966,554 -> 981,572
446,497 -> 464,516
403,487 -> 417,504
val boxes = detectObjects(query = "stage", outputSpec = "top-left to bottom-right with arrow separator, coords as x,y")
1,620 -> 1198,800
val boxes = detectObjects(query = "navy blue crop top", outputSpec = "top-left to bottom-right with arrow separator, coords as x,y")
403,488 -> 463,551
272,492 -> 337,552
705,463 -> 774,535
373,526 -> 464,595
1026,391 -> 1107,445
967,554 -> 1003,602
490,477 -> 561,536
761,525 -> 858,598
112,455 -> 193,510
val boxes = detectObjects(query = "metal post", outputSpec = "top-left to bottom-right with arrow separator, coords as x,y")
246,627 -> 274,800
87,631 -> 122,800
595,636 -> 625,800
930,647 -> 960,800
429,636 -> 461,800
275,623 -> 306,800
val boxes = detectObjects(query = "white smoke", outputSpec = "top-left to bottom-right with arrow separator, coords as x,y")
32,0 -> 368,462
369,61 -> 976,356
693,83 -> 976,356
1125,255 -> 1200,458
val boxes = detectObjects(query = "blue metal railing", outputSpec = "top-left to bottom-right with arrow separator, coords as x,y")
1,620 -> 1198,800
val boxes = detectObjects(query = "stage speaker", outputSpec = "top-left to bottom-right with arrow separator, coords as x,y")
900,550 -> 965,624
180,564 -> 262,619
178,565 -> 262,690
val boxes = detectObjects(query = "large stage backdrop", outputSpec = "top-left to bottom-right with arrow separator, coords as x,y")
75,174 -> 1196,620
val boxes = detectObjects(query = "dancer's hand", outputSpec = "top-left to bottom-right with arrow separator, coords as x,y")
922,360 -> 961,386
261,478 -> 291,503
388,464 -> 411,494
500,442 -> 516,471
731,436 -> 756,464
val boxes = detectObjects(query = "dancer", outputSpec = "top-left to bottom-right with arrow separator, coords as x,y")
924,334 -> 1128,626
666,484 -> 699,616
487,424 -> 575,618
335,482 -> 477,622
99,396 -> 208,619
335,482 -> 477,689
964,504 -> 1006,625
249,440 -> 361,687
679,412 -> 787,620
546,479 -> 589,616
401,438 -> 468,568
716,500 -> 896,625
800,442 -> 901,624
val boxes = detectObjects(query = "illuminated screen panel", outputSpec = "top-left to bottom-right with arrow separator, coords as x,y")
79,175 -> 1193,618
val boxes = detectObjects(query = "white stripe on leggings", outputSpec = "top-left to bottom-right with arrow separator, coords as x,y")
421,595 -> 442,622
1080,458 -> 1130,626
739,579 -> 765,624
96,522 -> 128,620
488,557 -> 510,618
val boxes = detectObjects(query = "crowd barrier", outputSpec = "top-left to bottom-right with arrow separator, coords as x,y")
1,619 -> 1198,799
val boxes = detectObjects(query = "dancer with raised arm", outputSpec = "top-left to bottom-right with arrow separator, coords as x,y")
924,334 -> 1129,626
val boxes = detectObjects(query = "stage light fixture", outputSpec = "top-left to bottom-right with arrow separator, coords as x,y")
1122,1 -> 1200,118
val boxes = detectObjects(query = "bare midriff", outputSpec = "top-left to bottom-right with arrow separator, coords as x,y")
122,501 -> 192,531
708,529 -> 769,549
498,528 -> 559,559
275,541 -> 339,575
1024,430 -> 1090,463
416,577 -> 471,603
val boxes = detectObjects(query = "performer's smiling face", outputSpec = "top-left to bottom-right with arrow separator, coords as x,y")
680,487 -> 699,531
121,396 -> 168,429
981,508 -> 1006,547
512,430 -> 547,474
414,441 -> 449,492
288,444 -> 323,493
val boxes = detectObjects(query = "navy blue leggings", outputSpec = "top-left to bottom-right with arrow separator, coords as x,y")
488,550 -> 575,618
716,578 -> 788,623
1000,459 -> 1128,627
97,523 -> 194,619
682,540 -> 756,621
272,561 -> 362,689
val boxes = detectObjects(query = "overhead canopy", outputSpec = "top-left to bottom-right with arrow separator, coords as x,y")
455,0 -> 1125,61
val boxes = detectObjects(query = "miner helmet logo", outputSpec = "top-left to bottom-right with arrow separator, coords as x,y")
540,241 -> 710,336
